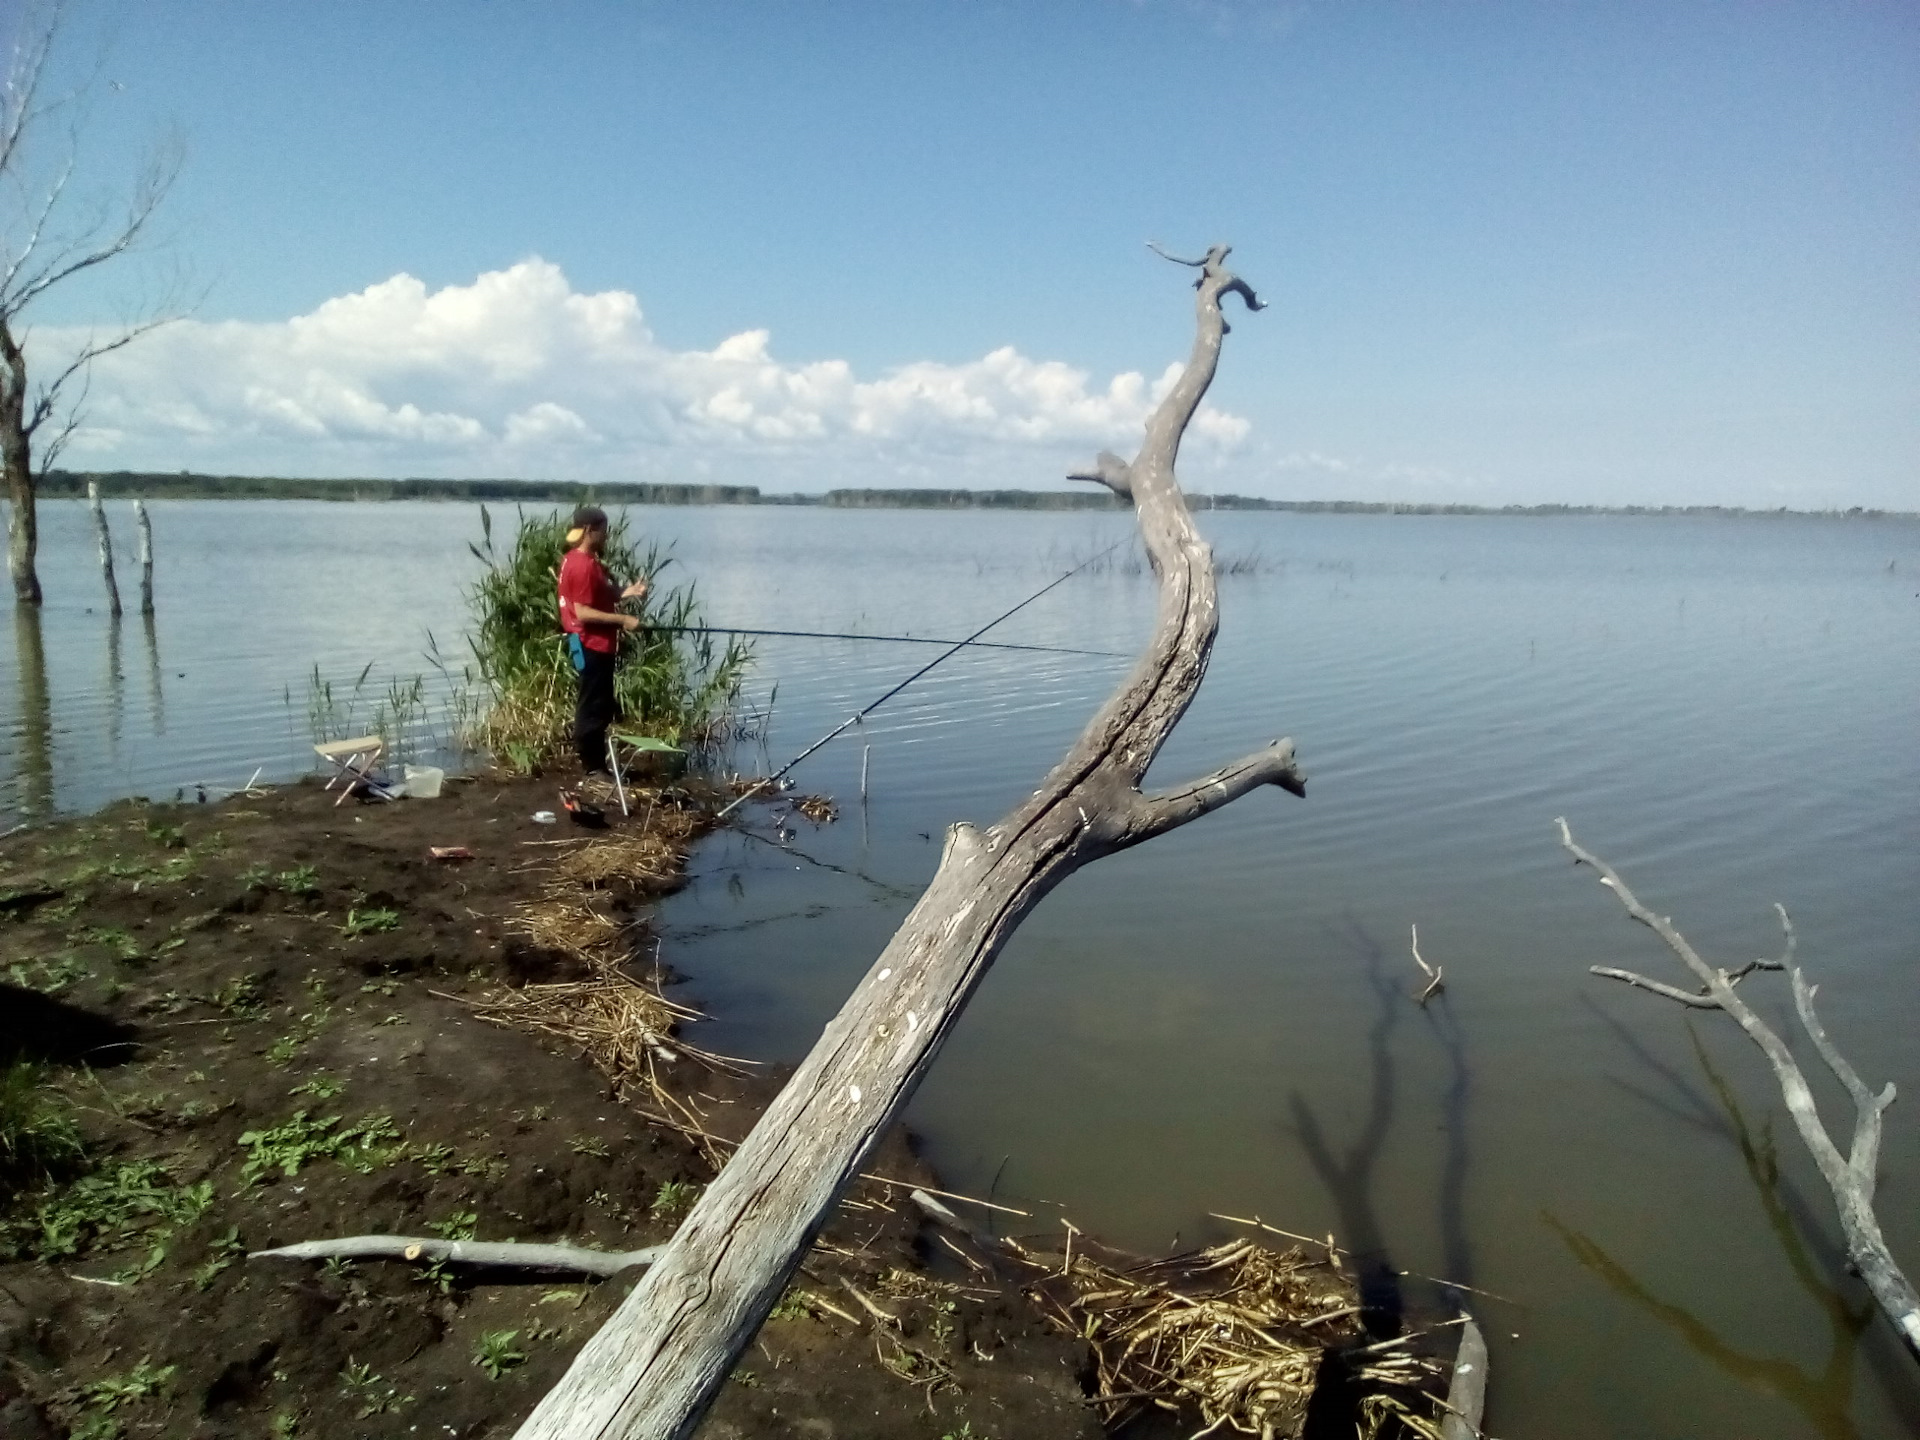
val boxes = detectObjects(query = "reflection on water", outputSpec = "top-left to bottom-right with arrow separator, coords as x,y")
11,605 -> 50,820
142,611 -> 165,735
1549,1033 -> 1874,1440
1289,920 -> 1412,1336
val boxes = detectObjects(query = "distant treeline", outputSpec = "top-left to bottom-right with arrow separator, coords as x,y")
34,470 -> 1913,520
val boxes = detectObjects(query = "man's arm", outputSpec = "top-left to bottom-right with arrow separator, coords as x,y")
573,603 -> 641,632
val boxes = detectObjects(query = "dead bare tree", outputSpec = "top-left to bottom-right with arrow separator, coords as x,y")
1558,816 -> 1920,1364
3,1 -> 181,605
512,245 -> 1304,1440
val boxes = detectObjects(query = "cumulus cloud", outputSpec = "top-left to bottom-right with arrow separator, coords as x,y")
49,259 -> 1249,487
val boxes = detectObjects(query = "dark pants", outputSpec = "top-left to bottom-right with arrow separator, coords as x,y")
574,647 -> 619,772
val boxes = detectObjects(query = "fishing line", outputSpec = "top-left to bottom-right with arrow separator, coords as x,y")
717,540 -> 1127,819
640,624 -> 1121,658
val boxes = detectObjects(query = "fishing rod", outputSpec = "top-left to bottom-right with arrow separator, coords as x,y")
640,624 -> 1122,659
717,540 -> 1126,820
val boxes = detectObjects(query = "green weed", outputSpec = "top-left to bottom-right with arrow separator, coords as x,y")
429,1210 -> 477,1241
769,1289 -> 812,1322
263,1007 -> 331,1066
3,953 -> 90,996
276,865 -> 319,896
81,926 -> 142,962
237,1112 -> 403,1185
288,1076 -> 343,1100
9,1160 -> 211,1261
71,1358 -> 175,1437
191,1225 -> 246,1291
338,1360 -> 410,1418
473,1330 -> 527,1380
569,1134 -> 610,1159
144,822 -> 186,850
208,972 -> 268,1018
339,906 -> 400,937
650,1179 -> 699,1221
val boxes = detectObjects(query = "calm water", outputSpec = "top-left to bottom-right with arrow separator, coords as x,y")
5,498 -> 1920,1437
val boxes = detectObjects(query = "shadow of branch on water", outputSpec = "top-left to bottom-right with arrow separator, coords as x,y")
1546,1029 -> 1878,1440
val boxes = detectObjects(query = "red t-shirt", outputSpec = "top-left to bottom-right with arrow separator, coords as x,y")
558,549 -> 621,654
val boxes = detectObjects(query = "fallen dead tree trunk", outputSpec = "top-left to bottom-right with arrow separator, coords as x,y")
1559,817 -> 1920,1364
249,1235 -> 663,1278
513,246 -> 1304,1440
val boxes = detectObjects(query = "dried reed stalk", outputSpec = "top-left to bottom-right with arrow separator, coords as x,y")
1022,1236 -> 1441,1440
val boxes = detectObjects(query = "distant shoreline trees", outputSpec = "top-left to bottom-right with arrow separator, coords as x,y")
27,469 -> 1912,521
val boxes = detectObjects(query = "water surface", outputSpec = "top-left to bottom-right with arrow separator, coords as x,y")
5,499 -> 1918,1437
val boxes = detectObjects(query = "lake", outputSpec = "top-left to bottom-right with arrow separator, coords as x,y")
5,497 -> 1919,1437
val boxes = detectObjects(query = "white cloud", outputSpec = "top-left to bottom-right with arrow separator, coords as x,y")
49,258 -> 1250,488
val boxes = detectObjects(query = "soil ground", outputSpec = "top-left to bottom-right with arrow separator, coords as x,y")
0,773 -> 1104,1440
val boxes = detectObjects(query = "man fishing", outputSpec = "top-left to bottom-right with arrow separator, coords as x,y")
557,506 -> 649,776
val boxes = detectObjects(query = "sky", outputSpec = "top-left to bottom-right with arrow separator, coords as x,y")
6,0 -> 1917,508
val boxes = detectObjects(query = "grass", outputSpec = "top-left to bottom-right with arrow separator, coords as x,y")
0,1061 -> 87,1195
462,505 -> 753,763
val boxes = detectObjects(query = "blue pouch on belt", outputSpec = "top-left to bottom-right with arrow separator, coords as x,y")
567,634 -> 587,673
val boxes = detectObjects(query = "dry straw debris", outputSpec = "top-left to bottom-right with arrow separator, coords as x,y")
1016,1235 -> 1444,1440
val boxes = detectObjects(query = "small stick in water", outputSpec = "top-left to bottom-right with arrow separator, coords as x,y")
860,745 -> 870,804
134,499 -> 154,614
1410,923 -> 1444,1004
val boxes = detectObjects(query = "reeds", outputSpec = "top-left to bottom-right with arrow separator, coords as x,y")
463,505 -> 753,766
1014,1234 -> 1445,1440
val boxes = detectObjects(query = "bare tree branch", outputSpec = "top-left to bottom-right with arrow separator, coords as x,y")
250,1235 -> 664,1278
1559,817 -> 1920,1362
1111,739 -> 1305,846
1066,448 -> 1133,499
1,0 -> 185,605
1590,965 -> 1721,1008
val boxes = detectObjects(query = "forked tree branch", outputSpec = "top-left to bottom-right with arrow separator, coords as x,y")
1558,817 -> 1920,1362
512,248 -> 1300,1440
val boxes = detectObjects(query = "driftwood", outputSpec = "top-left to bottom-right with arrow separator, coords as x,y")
87,479 -> 121,616
1438,1312 -> 1487,1440
249,1235 -> 663,1279
512,247 -> 1303,1440
1559,817 -> 1920,1363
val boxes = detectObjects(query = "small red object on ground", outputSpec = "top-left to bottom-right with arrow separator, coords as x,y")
428,846 -> 474,861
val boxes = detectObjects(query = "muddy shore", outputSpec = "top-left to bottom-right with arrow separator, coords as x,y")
0,773 -> 1112,1440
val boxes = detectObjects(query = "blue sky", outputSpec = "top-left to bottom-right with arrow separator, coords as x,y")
12,0 -> 1918,507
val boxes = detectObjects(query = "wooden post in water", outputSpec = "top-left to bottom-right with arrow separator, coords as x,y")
87,479 -> 121,616
511,247 -> 1305,1440
134,499 -> 154,614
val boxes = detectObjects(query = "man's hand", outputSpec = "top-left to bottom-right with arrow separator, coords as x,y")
621,579 -> 650,601
621,614 -> 642,633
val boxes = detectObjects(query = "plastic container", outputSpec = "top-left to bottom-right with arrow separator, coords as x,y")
403,764 -> 444,799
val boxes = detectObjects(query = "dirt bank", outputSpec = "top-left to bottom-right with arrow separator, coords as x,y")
0,774 -> 1103,1440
